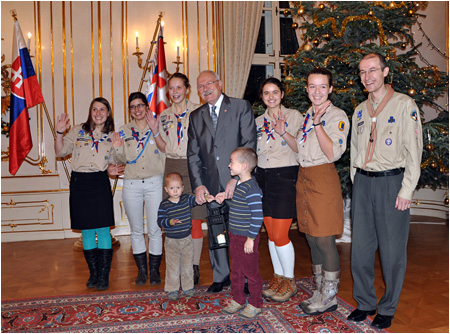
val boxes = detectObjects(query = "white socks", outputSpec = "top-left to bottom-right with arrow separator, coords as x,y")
275,241 -> 295,278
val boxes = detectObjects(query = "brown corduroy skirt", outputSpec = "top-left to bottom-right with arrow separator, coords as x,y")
296,163 -> 343,237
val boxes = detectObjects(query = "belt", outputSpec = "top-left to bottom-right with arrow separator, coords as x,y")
356,168 -> 404,177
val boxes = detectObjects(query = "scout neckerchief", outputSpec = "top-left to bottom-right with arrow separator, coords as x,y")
89,130 -> 109,153
263,117 -> 275,142
127,128 -> 153,164
362,85 -> 394,169
174,110 -> 187,145
298,107 -> 327,144
131,127 -> 151,152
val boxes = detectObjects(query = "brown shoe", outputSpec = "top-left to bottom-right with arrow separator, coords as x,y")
239,303 -> 262,319
271,277 -> 297,302
262,273 -> 282,298
222,300 -> 245,314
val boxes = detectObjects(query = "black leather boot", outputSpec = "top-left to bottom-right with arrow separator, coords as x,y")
83,248 -> 98,288
97,248 -> 113,291
193,265 -> 200,286
148,253 -> 162,285
133,252 -> 148,285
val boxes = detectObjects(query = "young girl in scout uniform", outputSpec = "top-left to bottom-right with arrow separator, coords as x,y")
291,67 -> 349,315
55,97 -> 117,291
254,78 -> 303,302
154,73 -> 205,286
112,92 -> 165,286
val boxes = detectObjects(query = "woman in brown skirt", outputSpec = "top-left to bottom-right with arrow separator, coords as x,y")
147,73 -> 206,285
280,68 -> 349,313
293,67 -> 349,315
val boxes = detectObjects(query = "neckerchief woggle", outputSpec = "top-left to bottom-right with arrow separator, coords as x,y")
263,117 -> 275,143
131,127 -> 151,152
174,110 -> 187,145
89,131 -> 109,153
127,129 -> 153,164
298,113 -> 326,144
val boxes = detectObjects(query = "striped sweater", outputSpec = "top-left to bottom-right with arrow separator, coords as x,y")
157,194 -> 198,239
228,177 -> 263,239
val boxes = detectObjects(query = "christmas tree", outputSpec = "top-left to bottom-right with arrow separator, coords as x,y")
283,1 -> 449,198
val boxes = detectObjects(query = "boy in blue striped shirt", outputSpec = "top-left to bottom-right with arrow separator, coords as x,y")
158,172 -> 213,300
216,147 -> 264,318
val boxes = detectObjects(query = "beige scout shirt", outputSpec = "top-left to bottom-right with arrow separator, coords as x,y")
158,100 -> 200,159
56,124 -> 115,172
350,91 -> 423,200
115,120 -> 165,179
297,104 -> 349,167
256,105 -> 303,169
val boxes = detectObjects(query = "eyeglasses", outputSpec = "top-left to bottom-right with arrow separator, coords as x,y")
359,67 -> 385,77
197,80 -> 219,90
129,103 -> 147,111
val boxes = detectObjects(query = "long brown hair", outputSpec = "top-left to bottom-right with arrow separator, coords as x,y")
82,97 -> 114,134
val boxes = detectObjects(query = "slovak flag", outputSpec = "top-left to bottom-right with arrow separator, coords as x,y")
146,26 -> 169,116
9,20 -> 44,175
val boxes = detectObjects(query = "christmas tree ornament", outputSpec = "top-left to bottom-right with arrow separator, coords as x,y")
292,22 -> 298,29
408,88 -> 416,96
430,161 -> 437,169
368,10 -> 374,16
420,89 -> 427,95
348,79 -> 354,86
439,167 -> 445,173
389,2 -> 396,9
426,143 -> 434,151
3,125 -> 9,132
318,3 -> 325,10
401,42 -> 407,49
283,9 -> 290,17
313,38 -> 320,47
444,197 -> 449,205
407,9 -> 415,17
297,7 -> 305,15
323,33 -> 331,41
304,44 -> 312,52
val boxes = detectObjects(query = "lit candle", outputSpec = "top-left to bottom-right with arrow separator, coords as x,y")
176,41 -> 180,58
27,32 -> 31,50
135,32 -> 139,49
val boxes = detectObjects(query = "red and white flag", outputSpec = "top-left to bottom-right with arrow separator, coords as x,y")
9,19 -> 44,175
146,27 -> 169,116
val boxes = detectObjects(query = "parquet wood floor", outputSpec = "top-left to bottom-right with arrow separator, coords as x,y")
2,222 -> 448,333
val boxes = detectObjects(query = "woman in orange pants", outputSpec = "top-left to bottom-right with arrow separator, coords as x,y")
254,78 -> 303,302
148,73 -> 205,285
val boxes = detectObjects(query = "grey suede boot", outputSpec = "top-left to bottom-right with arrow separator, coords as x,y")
302,269 -> 340,315
299,264 -> 322,310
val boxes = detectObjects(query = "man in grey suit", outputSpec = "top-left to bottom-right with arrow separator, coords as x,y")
187,70 -> 257,293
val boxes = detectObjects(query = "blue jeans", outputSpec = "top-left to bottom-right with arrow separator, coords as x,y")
123,175 -> 163,255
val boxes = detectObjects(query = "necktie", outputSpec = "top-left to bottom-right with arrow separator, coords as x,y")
211,106 -> 218,131
362,85 -> 394,169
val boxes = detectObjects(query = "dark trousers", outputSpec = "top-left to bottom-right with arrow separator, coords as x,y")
229,232 -> 263,308
351,172 -> 410,316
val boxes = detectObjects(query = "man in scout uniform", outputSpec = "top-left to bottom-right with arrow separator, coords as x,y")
347,53 -> 423,329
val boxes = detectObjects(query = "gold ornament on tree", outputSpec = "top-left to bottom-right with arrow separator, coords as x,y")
407,9 -> 415,17
323,33 -> 331,41
401,42 -> 407,49
430,161 -> 437,168
283,9 -> 290,17
348,79 -> 354,86
318,3 -> 325,10
292,22 -> 298,29
368,10 -> 374,16
297,7 -> 305,15
426,143 -> 434,151
312,38 -> 320,47
389,2 -> 396,9
304,44 -> 312,52
408,88 -> 416,96
444,197 -> 449,205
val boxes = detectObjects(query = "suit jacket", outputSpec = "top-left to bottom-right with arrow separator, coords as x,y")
187,94 -> 256,195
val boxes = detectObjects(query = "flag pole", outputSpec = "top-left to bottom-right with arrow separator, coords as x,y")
137,13 -> 163,92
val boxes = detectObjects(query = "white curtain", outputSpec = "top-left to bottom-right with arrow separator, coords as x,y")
222,1 -> 263,98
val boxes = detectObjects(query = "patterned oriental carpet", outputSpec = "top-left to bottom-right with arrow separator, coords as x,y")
2,278 -> 388,333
